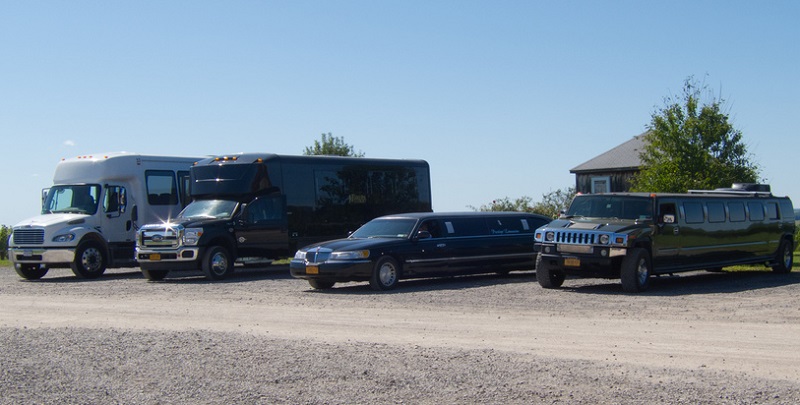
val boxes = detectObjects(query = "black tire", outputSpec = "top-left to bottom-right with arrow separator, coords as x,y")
771,239 -> 794,274
308,279 -> 336,289
369,256 -> 400,291
142,269 -> 169,281
535,254 -> 564,289
202,246 -> 233,281
71,241 -> 107,279
15,264 -> 49,280
620,248 -> 651,293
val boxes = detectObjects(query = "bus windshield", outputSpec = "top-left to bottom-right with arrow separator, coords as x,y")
42,185 -> 101,215
566,195 -> 653,221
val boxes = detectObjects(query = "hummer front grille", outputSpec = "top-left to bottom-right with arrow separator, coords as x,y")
554,231 -> 598,245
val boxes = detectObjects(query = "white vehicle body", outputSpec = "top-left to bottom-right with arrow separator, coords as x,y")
8,153 -> 201,279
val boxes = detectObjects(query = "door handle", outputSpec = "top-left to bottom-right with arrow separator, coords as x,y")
437,243 -> 447,248
673,227 -> 680,235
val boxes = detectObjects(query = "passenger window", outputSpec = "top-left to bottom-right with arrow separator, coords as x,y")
146,170 -> 178,205
659,203 -> 677,224
418,220 -> 442,238
178,171 -> 191,208
707,202 -> 725,223
247,196 -> 284,224
444,218 -> 486,236
487,218 -> 525,235
728,202 -> 746,222
683,202 -> 704,224
766,202 -> 779,220
748,202 -> 765,221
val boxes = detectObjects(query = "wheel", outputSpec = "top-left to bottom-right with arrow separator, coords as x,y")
535,254 -> 564,289
369,256 -> 400,291
142,269 -> 169,281
308,279 -> 336,289
202,246 -> 233,280
620,248 -> 651,292
771,239 -> 793,274
15,264 -> 49,280
71,241 -> 107,279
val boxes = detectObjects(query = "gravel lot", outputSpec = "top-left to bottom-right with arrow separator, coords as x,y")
2,264 -> 800,404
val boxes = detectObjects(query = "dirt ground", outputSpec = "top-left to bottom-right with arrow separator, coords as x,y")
1,264 -> 800,404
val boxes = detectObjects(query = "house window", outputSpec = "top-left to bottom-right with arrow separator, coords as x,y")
591,176 -> 611,194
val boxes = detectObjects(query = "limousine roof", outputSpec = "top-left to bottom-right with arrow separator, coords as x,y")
376,211 -> 550,220
582,183 -> 784,200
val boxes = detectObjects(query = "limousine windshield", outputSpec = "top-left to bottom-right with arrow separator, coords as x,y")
566,195 -> 653,220
350,218 -> 417,239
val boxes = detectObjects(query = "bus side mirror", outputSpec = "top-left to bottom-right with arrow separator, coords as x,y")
662,214 -> 675,224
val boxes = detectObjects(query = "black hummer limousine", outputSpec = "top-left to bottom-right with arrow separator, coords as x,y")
533,184 -> 795,292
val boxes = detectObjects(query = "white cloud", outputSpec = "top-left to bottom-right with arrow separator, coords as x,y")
64,140 -> 76,147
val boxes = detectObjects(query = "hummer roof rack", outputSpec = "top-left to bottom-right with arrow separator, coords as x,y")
688,183 -> 773,197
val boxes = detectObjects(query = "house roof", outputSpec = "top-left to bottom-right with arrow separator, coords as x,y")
570,132 -> 648,173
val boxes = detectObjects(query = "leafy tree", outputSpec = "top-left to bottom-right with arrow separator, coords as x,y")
631,77 -> 759,192
473,187 -> 576,218
0,225 -> 10,260
303,133 -> 364,157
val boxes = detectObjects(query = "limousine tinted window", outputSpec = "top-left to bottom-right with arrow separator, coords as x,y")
487,217 -> 530,234
748,202 -> 765,221
684,202 -> 704,224
707,202 -> 725,223
729,202 -> 746,222
567,196 -> 652,220
444,218 -> 486,237
766,202 -> 779,220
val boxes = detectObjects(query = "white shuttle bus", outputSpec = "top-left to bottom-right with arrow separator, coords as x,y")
8,153 -> 201,280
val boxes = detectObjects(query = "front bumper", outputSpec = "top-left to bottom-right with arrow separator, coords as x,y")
289,259 -> 373,282
136,247 -> 202,271
9,247 -> 75,266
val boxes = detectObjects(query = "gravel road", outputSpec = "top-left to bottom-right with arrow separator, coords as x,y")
2,264 -> 800,404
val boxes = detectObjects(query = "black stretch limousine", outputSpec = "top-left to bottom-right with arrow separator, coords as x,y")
290,212 -> 551,290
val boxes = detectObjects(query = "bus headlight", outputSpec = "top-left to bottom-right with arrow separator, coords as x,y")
52,233 -> 75,243
183,228 -> 203,245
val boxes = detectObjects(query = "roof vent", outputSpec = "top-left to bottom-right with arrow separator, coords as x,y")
729,183 -> 770,192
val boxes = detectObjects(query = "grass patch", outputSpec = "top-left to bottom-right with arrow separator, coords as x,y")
0,259 -> 10,267
724,252 -> 800,272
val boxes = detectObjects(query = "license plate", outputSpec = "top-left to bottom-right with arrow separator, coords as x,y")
149,253 -> 162,261
564,257 -> 580,267
306,265 -> 319,275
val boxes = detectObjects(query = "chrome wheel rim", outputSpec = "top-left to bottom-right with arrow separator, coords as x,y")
378,262 -> 397,286
210,252 -> 229,275
80,247 -> 103,272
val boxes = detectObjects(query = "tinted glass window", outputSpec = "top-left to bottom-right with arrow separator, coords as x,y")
486,217 -> 530,235
178,171 -> 191,208
443,218 -> 487,237
728,202 -> 746,222
765,202 -> 779,220
683,202 -> 704,224
567,196 -> 652,220
146,170 -> 178,205
707,202 -> 725,223
748,202 -> 765,221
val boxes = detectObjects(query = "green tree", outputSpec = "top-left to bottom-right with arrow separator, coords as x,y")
0,225 -> 10,260
303,133 -> 364,157
473,187 -> 576,218
631,77 -> 760,192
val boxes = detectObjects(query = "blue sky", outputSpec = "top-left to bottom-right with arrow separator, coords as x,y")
2,1 -> 798,226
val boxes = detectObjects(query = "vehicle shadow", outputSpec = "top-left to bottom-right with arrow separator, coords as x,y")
565,270 -> 800,296
153,264 -> 294,284
301,270 -> 538,295
31,269 -> 145,283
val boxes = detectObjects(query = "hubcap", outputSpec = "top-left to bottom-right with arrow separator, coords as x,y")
379,263 -> 396,286
211,252 -> 228,275
81,247 -> 102,272
636,258 -> 648,285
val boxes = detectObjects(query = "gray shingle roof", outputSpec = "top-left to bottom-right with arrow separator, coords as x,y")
570,132 -> 648,173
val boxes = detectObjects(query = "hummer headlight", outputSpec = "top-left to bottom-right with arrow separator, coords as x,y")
545,231 -> 555,242
599,234 -> 610,245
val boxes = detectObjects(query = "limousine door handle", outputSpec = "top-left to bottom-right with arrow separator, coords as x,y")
673,227 -> 680,235
436,243 -> 447,248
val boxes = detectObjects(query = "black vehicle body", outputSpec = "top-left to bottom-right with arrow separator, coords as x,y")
290,211 -> 551,290
533,184 -> 795,292
136,153 -> 431,280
